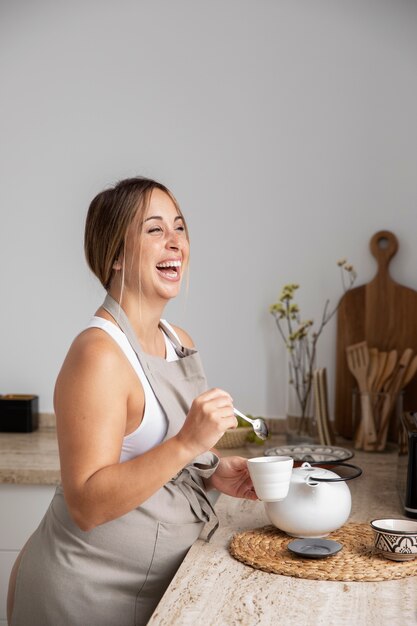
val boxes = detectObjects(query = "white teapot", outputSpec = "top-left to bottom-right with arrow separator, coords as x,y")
264,462 -> 362,538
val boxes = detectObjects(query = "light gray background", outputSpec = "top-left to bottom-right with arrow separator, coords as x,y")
1,0 -> 416,418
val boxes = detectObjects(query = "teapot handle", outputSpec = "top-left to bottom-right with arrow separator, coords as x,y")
304,462 -> 363,483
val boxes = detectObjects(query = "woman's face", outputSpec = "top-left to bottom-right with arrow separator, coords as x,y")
123,188 -> 189,302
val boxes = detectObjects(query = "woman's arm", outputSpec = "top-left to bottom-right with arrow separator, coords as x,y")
54,330 -> 236,531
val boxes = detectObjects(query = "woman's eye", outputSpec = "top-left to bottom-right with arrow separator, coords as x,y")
176,225 -> 185,232
148,227 -> 163,234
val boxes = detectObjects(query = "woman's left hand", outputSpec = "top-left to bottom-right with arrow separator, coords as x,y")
205,456 -> 258,500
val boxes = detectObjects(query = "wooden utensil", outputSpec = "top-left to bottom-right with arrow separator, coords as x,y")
318,368 -> 335,446
377,349 -> 398,393
376,348 -> 414,451
313,370 -> 326,445
402,354 -> 417,389
346,342 -> 377,448
385,352 -> 417,443
335,231 -> 417,439
367,348 -> 379,392
372,351 -> 388,393
372,349 -> 398,427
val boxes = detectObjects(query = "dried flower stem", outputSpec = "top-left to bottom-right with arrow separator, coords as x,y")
270,262 -> 357,435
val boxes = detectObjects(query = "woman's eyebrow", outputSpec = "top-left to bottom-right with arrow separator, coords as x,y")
144,215 -> 183,222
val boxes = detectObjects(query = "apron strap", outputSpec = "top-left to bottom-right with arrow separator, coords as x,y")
102,294 -> 144,356
102,294 -> 188,358
101,293 -> 220,538
159,319 -> 187,357
172,457 -> 220,541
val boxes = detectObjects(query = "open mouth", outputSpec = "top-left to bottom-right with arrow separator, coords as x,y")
156,259 -> 182,280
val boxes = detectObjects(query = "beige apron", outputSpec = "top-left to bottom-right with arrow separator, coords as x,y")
11,294 -> 219,626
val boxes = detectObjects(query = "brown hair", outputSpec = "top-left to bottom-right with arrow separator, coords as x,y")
84,176 -> 188,290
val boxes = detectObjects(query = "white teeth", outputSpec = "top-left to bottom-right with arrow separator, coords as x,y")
156,260 -> 182,269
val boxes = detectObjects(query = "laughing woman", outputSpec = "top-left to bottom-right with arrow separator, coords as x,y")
8,177 -> 256,626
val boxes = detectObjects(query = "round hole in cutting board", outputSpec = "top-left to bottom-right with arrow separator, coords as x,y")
377,237 -> 389,249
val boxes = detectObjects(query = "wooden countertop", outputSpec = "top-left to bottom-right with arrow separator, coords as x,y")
149,441 -> 417,626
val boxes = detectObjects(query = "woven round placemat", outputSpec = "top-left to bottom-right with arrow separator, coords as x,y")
229,523 -> 417,582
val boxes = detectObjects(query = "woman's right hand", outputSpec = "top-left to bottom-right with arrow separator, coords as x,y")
176,388 -> 237,457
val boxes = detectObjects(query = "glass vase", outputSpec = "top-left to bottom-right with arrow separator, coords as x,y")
285,382 -> 317,444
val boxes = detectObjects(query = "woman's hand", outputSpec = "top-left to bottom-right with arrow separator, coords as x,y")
204,456 -> 258,500
176,388 -> 238,457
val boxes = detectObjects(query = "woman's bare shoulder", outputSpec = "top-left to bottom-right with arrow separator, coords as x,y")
65,326 -> 122,365
55,327 -> 126,394
53,326 -> 134,439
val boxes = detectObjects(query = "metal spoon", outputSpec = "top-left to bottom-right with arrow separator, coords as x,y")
233,408 -> 269,440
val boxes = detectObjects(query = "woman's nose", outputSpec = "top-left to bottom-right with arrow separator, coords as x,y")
166,229 -> 180,249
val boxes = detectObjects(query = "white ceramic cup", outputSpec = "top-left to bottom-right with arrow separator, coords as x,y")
247,456 -> 294,502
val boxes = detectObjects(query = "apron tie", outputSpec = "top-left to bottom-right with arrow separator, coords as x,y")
171,452 -> 220,541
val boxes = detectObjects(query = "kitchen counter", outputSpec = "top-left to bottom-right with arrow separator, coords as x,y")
0,423 -> 60,485
149,441 -> 416,626
1,425 -> 415,624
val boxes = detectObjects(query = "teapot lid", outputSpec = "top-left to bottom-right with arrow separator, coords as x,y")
300,462 -> 362,483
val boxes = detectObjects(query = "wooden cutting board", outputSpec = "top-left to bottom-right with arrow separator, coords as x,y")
335,230 -> 417,438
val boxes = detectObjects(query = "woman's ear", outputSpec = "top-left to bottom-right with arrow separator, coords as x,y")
113,259 -> 122,270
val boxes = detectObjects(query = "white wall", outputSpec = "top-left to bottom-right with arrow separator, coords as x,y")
1,0 -> 417,418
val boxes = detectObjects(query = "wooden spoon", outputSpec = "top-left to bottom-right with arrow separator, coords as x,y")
367,348 -> 379,392
373,349 -> 398,427
380,350 -> 399,394
402,353 -> 417,389
372,351 -> 388,393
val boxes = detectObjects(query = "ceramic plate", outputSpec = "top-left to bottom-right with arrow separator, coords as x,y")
287,538 -> 343,559
264,444 -> 353,463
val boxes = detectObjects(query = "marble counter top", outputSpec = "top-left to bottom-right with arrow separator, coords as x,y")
149,443 -> 416,626
2,423 -> 414,623
0,425 -> 60,485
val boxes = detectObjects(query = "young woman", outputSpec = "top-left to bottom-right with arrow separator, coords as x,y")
8,177 -> 256,626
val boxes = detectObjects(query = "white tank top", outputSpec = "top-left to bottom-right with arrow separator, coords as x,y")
86,316 -> 180,462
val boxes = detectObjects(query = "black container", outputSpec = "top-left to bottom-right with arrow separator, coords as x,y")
398,411 -> 417,518
0,395 -> 39,432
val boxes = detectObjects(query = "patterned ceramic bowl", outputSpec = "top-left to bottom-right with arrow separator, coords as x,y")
370,518 -> 417,561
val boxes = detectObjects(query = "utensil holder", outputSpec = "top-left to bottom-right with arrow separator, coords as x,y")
352,389 -> 403,451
